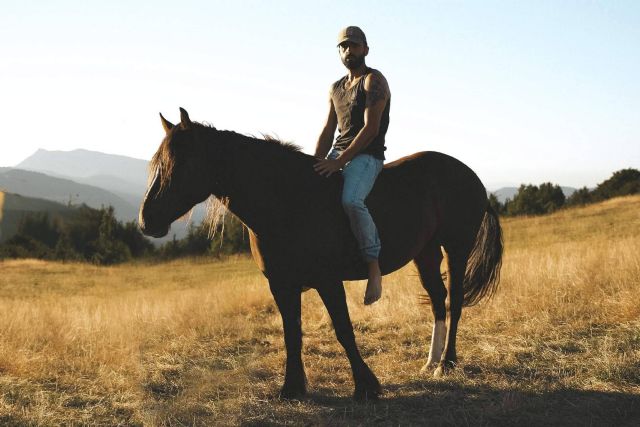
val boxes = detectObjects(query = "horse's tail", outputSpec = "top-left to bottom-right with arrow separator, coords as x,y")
462,204 -> 503,307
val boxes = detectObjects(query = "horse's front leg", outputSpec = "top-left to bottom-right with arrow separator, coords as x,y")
317,281 -> 382,400
269,282 -> 306,398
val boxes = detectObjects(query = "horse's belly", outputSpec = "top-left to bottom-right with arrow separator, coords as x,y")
247,186 -> 440,284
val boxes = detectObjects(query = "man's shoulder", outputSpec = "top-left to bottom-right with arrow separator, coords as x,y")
366,68 -> 388,83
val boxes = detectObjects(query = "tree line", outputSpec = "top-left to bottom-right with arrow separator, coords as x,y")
489,168 -> 639,216
0,205 -> 250,265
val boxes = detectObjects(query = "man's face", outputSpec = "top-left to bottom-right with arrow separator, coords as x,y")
338,41 -> 368,70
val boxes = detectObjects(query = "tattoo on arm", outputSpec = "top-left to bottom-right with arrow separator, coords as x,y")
366,75 -> 389,107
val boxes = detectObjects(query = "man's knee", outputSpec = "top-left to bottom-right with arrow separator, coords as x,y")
341,195 -> 366,213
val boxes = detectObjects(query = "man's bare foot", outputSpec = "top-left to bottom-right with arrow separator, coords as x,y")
364,260 -> 382,305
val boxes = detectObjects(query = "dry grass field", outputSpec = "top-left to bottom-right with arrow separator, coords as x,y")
1,196 -> 639,426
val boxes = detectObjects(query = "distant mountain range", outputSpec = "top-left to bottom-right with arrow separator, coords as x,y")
16,148 -> 149,193
15,148 -> 148,209
1,149 -> 207,242
0,168 -> 139,220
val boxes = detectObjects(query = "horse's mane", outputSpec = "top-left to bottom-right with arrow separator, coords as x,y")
149,121 -> 305,239
225,130 -> 303,155
149,121 -> 303,187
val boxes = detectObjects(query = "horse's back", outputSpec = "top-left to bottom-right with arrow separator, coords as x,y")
376,151 -> 485,199
375,151 -> 488,223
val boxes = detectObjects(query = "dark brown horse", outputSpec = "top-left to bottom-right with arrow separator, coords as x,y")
139,108 -> 503,400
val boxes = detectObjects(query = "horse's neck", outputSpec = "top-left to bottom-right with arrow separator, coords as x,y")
218,139 -> 306,234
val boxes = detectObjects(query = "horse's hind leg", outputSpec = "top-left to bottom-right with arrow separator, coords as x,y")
316,281 -> 382,400
413,243 -> 448,374
434,245 -> 471,377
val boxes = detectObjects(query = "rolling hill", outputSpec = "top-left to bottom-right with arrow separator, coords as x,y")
0,191 -> 75,242
0,168 -> 138,221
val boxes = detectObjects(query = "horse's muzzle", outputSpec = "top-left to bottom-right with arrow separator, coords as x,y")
141,225 -> 170,238
139,207 -> 170,238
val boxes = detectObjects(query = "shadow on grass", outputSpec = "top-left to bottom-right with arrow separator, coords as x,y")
240,381 -> 640,427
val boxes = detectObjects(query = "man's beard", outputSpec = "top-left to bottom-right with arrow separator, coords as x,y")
342,54 -> 365,70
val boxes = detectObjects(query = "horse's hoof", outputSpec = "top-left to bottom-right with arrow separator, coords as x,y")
353,377 -> 382,401
434,360 -> 456,378
420,361 -> 438,374
433,365 -> 445,378
279,383 -> 307,400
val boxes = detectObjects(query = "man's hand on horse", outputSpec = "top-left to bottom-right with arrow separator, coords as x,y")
314,158 -> 346,177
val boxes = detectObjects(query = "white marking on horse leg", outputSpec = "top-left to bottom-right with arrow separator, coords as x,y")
423,320 -> 446,371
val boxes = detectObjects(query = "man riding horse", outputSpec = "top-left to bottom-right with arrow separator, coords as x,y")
314,26 -> 391,305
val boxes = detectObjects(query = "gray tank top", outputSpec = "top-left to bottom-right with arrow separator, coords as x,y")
330,68 -> 390,160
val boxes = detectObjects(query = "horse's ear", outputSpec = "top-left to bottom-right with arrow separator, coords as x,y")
159,113 -> 174,134
179,107 -> 192,128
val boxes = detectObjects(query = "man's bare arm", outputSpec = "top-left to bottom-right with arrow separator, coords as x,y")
314,93 -> 338,158
365,71 -> 390,108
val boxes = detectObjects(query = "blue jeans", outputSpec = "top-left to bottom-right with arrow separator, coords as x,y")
328,149 -> 384,262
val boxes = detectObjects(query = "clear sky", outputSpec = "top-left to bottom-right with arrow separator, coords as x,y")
1,0 -> 638,189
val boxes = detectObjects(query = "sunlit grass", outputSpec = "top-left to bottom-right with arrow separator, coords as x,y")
0,196 -> 639,425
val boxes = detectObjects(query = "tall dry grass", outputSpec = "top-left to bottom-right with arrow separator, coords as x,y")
0,196 -> 639,425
